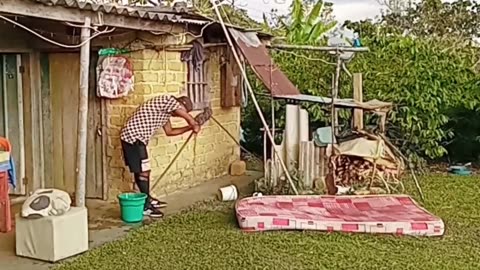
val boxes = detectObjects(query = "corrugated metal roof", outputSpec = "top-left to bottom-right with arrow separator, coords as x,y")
229,28 -> 300,96
30,0 -> 210,25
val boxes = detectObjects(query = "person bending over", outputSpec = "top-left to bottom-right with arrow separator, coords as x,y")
120,95 -> 200,218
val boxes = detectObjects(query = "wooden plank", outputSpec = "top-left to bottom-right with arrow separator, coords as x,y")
32,53 -> 44,191
220,55 -> 228,107
21,53 -> 33,193
353,73 -> 364,130
4,55 -> 23,195
0,0 -> 183,33
21,53 -> 43,193
29,53 -> 44,191
0,24 -> 30,52
49,54 -> 65,191
221,47 -> 241,107
40,53 -> 53,188
86,52 -> 103,198
49,53 -> 80,194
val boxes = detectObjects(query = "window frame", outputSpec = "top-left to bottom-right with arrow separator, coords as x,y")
185,52 -> 210,111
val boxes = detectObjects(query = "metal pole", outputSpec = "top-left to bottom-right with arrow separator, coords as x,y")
269,57 -> 275,187
75,17 -> 91,207
331,54 -> 342,140
269,44 -> 370,53
210,0 -> 299,195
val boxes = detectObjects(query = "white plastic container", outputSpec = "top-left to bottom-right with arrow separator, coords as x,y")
219,185 -> 238,201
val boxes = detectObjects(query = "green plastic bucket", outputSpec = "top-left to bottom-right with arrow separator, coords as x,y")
118,193 -> 147,223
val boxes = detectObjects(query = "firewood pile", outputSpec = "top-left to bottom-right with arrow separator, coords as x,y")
326,135 -> 405,195
329,155 -> 404,194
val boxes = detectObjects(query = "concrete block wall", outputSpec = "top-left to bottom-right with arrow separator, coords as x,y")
105,48 -> 240,199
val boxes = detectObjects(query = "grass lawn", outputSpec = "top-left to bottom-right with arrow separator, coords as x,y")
56,175 -> 480,270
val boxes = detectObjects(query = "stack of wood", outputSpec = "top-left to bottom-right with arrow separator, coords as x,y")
329,155 -> 402,188
325,135 -> 405,195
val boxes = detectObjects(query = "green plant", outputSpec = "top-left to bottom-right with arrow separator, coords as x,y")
278,0 -> 337,45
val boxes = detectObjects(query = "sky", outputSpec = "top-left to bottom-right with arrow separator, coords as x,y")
235,0 -> 384,23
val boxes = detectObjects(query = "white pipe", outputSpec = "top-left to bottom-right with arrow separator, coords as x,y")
299,108 -> 309,143
75,17 -> 91,207
285,104 -> 299,170
210,0 -> 298,195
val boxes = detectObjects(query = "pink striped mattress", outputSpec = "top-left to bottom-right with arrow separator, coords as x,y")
235,195 -> 444,236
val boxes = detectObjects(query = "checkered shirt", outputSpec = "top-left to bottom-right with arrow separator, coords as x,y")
120,95 -> 180,145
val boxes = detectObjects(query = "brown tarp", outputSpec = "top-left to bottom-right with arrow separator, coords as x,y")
228,28 -> 300,96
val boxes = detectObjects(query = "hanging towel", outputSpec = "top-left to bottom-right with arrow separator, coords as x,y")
180,41 -> 204,71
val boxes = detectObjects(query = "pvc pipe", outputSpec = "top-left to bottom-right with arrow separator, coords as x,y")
299,108 -> 309,143
285,104 -> 299,171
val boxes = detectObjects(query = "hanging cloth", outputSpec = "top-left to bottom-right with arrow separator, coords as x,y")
0,138 -> 16,188
96,56 -> 135,99
180,41 -> 204,71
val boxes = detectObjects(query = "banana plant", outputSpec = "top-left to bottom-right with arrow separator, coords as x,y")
279,0 -> 338,44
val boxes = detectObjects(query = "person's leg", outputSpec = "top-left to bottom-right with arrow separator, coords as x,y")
135,144 -> 168,209
122,140 -> 163,218
137,142 -> 166,218
134,171 -> 150,208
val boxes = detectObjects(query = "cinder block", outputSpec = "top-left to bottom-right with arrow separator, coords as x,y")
229,160 -> 246,176
16,207 -> 89,262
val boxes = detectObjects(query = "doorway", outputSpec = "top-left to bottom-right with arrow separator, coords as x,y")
0,54 -> 26,195
40,52 -> 103,198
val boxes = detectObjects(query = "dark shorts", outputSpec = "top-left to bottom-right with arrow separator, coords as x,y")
121,140 -> 151,174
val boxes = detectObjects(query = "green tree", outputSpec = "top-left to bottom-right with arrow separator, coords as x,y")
382,0 -> 479,42
377,0 -> 412,14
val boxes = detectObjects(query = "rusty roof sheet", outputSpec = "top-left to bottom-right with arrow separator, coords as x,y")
30,0 -> 209,25
229,28 -> 300,96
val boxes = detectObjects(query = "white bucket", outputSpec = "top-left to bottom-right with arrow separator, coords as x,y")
219,185 -> 238,201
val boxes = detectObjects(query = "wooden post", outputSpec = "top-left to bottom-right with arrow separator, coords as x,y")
353,73 -> 363,130
332,56 -> 342,138
75,17 -> 91,208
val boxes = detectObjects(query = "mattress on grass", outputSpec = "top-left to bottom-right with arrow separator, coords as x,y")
235,195 -> 444,236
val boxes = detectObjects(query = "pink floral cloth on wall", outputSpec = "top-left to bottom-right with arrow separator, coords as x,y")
97,56 -> 134,99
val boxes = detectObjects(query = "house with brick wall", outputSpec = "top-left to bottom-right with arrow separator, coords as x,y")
0,0 -> 274,201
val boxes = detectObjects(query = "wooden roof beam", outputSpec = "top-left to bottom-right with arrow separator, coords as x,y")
0,0 -> 180,32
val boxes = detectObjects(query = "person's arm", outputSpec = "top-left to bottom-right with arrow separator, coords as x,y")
173,108 -> 200,133
163,121 -> 192,136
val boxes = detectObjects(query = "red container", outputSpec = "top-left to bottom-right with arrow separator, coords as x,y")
0,172 -> 11,233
